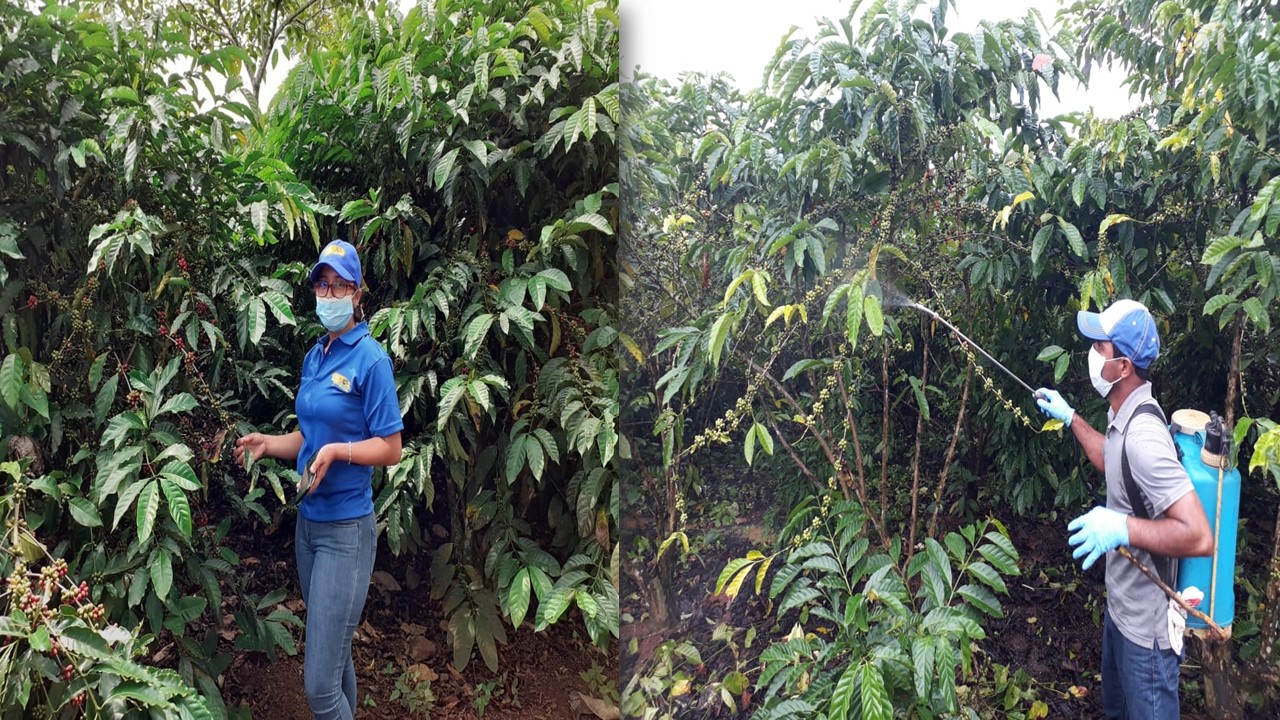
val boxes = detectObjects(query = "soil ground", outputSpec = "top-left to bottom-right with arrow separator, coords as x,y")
620,489 -> 1255,719
201,513 -> 617,720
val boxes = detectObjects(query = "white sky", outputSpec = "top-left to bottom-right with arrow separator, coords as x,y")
620,0 -> 1140,119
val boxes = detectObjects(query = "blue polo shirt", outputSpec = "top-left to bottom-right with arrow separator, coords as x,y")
295,322 -> 403,522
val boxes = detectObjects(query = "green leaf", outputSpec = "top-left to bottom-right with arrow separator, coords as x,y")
1243,297 -> 1270,333
723,269 -> 753,305
1031,224 -> 1054,266
956,583 -> 1002,617
434,147 -> 460,190
437,377 -> 467,431
246,298 -> 267,346
151,549 -> 173,601
536,268 -> 572,292
1054,353 -> 1069,383
863,293 -> 884,336
0,354 -> 22,409
29,626 -> 51,653
89,352 -> 109,390
1057,217 -> 1086,257
534,586 -> 576,630
508,568 -> 532,628
754,422 -> 774,456
571,212 -> 613,235
104,86 -> 139,103
782,358 -> 828,381
68,497 -> 103,528
1036,345 -> 1064,362
262,291 -> 296,326
1201,236 -> 1243,266
136,481 -> 160,545
505,435 -> 527,482
858,662 -> 892,720
250,201 -> 268,237
527,436 -> 545,481
744,424 -> 756,465
708,312 -> 732,368
966,561 -> 1008,594
160,478 -> 192,538
830,661 -> 858,719
464,314 -> 495,361
157,392 -> 197,417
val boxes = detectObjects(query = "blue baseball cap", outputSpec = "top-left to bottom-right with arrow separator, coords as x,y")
1077,299 -> 1160,368
309,240 -> 361,285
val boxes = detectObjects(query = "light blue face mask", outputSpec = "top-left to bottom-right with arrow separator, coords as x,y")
316,296 -> 354,332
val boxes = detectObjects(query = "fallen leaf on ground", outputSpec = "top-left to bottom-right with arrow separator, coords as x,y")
285,599 -> 306,613
354,620 -> 380,643
371,570 -> 401,592
400,622 -> 429,636
407,663 -> 437,683
407,636 -> 437,661
569,691 -> 620,719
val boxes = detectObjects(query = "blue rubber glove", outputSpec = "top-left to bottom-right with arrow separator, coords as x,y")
1035,388 -> 1075,427
1067,506 -> 1130,570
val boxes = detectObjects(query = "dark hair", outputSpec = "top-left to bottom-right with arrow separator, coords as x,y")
1114,349 -> 1151,381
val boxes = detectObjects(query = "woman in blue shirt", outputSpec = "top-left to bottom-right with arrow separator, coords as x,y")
234,239 -> 403,720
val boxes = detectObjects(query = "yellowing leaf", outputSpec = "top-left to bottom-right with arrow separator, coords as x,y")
505,228 -> 525,241
1012,191 -> 1035,208
723,269 -> 754,306
618,332 -> 644,364
1029,700 -> 1049,719
765,305 -> 788,328
671,679 -> 692,697
751,272 -> 769,307
1041,418 -> 1065,433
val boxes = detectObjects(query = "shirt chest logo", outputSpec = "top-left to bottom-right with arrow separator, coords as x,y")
330,372 -> 352,393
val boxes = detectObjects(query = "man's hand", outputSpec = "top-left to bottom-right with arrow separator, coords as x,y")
1035,388 -> 1075,427
1068,506 -> 1130,570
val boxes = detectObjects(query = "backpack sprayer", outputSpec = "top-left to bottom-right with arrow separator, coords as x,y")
898,297 -> 1238,638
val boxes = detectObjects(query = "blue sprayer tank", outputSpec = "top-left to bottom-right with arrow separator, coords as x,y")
1170,409 -> 1241,631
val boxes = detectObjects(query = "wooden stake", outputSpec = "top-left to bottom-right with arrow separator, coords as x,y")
1116,546 -> 1228,640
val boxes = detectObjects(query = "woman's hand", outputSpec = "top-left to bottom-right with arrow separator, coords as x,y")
234,433 -> 271,466
307,443 -> 344,491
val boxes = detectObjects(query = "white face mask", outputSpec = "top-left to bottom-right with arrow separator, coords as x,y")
1088,347 -> 1125,398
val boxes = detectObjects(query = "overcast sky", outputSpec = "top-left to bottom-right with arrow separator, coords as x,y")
619,0 -> 1140,119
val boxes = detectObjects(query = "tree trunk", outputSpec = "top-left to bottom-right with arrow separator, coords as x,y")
1197,632 -> 1243,717
1194,317 -> 1245,715
1254,502 -> 1280,707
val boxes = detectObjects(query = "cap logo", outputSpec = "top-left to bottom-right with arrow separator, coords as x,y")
323,244 -> 346,257
331,372 -> 351,393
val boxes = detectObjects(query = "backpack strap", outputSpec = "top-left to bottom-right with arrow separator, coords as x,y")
1120,403 -> 1177,586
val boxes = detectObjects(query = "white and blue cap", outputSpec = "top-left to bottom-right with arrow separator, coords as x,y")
308,239 -> 361,285
1077,298 -> 1160,369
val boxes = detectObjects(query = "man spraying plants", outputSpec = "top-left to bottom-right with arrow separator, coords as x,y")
1034,299 -> 1212,720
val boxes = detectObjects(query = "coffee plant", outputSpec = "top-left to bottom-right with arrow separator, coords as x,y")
2,0 -> 618,714
622,0 -> 1280,716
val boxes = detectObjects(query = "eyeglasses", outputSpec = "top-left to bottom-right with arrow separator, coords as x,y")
313,279 -> 356,298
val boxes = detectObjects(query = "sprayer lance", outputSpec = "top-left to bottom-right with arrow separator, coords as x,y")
907,302 -> 1040,397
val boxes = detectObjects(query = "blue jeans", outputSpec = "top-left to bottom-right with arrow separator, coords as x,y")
1101,612 -> 1181,719
296,513 -> 376,720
